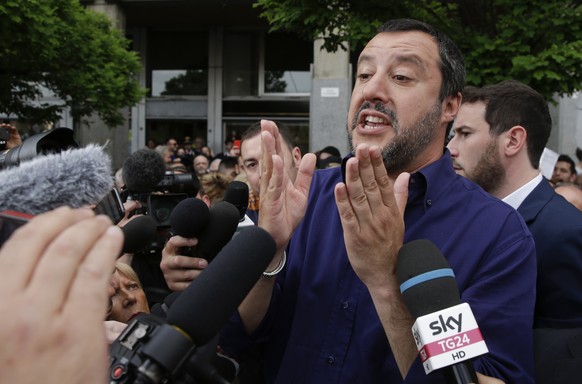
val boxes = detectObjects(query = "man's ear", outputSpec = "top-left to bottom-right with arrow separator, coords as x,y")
442,92 -> 462,126
292,146 -> 302,168
504,126 -> 527,157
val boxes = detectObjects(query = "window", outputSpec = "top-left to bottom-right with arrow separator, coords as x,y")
148,30 -> 208,97
223,30 -> 312,97
223,31 -> 260,97
263,32 -> 312,94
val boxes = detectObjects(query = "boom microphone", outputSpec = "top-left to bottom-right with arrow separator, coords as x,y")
122,148 -> 166,193
397,240 -> 488,384
0,144 -> 113,215
167,225 -> 276,344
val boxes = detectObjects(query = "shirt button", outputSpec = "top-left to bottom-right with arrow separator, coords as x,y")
426,199 -> 432,206
341,301 -> 349,310
327,356 -> 335,365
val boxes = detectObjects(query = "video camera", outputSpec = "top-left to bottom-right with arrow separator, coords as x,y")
109,313 -> 235,384
0,127 -> 78,168
124,171 -> 200,229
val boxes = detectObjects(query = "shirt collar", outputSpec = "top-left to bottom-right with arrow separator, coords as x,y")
502,172 -> 543,209
341,149 -> 456,203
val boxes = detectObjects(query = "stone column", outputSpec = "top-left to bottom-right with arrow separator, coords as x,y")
80,0 -> 130,171
309,38 -> 351,157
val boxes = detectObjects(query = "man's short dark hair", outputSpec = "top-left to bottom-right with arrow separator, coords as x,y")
461,80 -> 552,169
218,156 -> 238,172
558,154 -> 577,175
241,120 -> 296,152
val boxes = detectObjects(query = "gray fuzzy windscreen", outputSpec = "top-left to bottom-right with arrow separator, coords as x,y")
0,144 -> 113,215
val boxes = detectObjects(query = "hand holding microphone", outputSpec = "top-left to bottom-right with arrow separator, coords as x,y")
397,240 -> 489,384
162,197 -> 240,291
161,234 -> 208,292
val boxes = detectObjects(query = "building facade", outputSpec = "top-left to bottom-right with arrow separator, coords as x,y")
79,0 -> 350,169
44,1 -> 582,170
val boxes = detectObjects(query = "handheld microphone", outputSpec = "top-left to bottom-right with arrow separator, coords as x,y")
109,226 -> 276,384
170,199 -> 240,262
0,144 -> 113,215
196,201 -> 240,262
169,197 -> 210,238
120,215 -> 158,254
396,240 -> 488,383
223,181 -> 249,221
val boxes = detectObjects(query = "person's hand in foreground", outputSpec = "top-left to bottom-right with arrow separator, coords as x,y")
0,207 -> 123,384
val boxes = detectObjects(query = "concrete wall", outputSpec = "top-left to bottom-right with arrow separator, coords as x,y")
309,38 -> 351,157
83,1 -> 131,171
548,92 -> 582,163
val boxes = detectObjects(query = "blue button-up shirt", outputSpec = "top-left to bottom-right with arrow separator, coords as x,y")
222,151 -> 536,383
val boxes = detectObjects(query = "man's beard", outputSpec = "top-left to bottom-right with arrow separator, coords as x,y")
348,101 -> 442,174
467,138 -> 505,195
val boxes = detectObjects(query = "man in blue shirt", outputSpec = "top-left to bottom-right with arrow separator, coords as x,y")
163,19 -> 536,382
227,19 -> 536,383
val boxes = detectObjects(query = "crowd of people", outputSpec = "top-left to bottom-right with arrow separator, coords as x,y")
1,18 -> 582,384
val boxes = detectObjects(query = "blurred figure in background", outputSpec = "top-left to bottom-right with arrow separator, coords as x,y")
0,121 -> 22,149
198,172 -> 232,206
551,154 -> 577,185
315,145 -> 341,169
193,154 -> 210,177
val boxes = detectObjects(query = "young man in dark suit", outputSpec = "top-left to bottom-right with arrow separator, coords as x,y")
448,79 -> 582,383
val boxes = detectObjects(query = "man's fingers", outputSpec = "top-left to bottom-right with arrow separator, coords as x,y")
393,172 -> 410,218
260,130 -> 275,199
369,146 -> 395,206
164,235 -> 198,252
261,119 -> 282,156
335,182 -> 359,233
356,145 -> 386,213
294,153 -> 316,196
343,156 -> 372,226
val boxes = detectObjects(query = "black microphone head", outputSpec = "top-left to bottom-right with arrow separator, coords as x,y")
122,149 -> 166,193
121,215 -> 157,254
223,181 -> 249,220
169,197 -> 210,238
166,225 -> 276,345
396,239 -> 460,319
0,144 -> 113,215
196,201 -> 241,262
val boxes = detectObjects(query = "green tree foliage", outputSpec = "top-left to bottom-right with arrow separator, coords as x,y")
0,0 -> 145,126
254,0 -> 582,100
